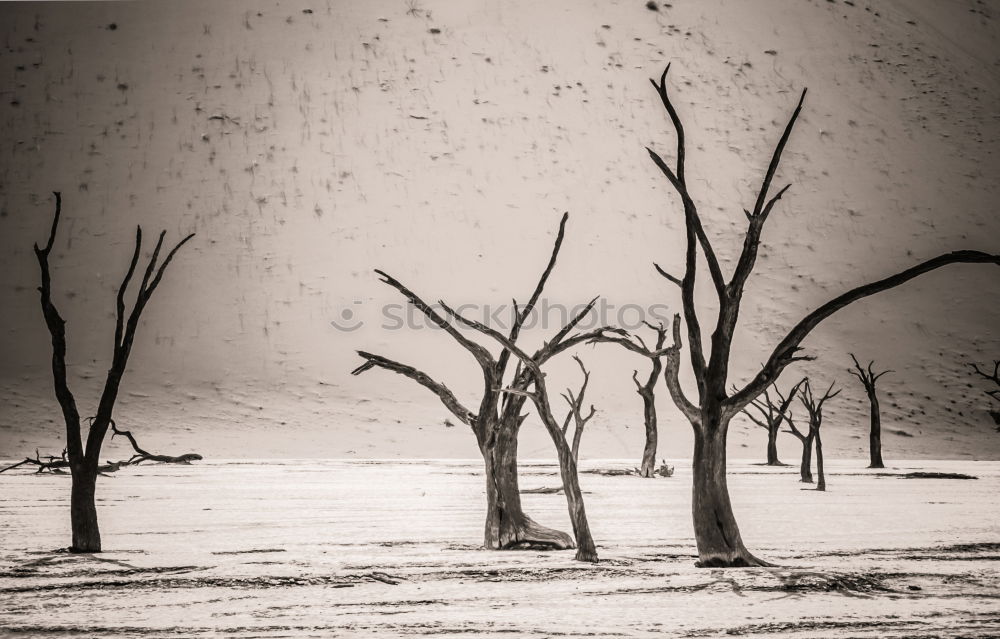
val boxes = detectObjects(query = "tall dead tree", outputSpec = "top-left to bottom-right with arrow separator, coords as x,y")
740,379 -> 804,466
848,354 -> 892,468
969,360 -> 1000,429
629,322 -> 667,477
352,213 -> 621,557
33,192 -> 194,552
798,380 -> 841,491
561,356 -> 596,463
639,63 -> 1000,566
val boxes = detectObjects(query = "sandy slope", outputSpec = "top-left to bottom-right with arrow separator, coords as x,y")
0,0 -> 998,461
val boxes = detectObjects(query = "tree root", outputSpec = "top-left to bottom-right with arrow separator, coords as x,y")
695,549 -> 776,568
500,515 -> 575,551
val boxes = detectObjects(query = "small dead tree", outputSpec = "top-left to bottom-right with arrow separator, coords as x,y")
352,213 -> 621,555
740,379 -> 804,466
798,380 -> 841,491
969,360 -> 1000,429
639,63 -> 1000,566
33,192 -> 195,552
629,322 -> 667,477
848,354 -> 892,468
781,402 -> 814,483
561,356 -> 597,463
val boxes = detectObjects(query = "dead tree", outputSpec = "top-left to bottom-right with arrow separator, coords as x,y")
561,356 -> 597,463
740,379 -> 804,466
782,408 -> 814,483
437,303 -> 599,562
798,380 -> 841,491
352,213 -> 621,556
638,63 -> 1000,566
33,192 -> 194,552
629,322 -> 667,477
969,360 -> 1000,429
848,354 -> 892,468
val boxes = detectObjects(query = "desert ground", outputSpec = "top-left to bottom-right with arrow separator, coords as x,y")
1,459 -> 998,637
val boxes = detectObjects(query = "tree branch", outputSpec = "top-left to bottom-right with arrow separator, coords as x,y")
374,270 -> 495,370
654,263 -> 682,288
730,251 -> 1000,411
33,192 -> 83,464
496,212 -> 569,384
352,351 -> 477,428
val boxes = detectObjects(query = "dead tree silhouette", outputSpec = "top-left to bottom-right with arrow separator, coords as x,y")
798,380 -> 841,491
32,192 -> 194,552
352,213 -> 620,557
628,322 -> 667,477
782,401 -> 815,483
740,379 -> 805,466
440,309 -> 599,562
635,63 -> 1000,566
848,354 -> 893,468
561,356 -> 597,464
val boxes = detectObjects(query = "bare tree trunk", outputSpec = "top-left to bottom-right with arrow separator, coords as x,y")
799,433 -> 814,483
815,429 -> 826,491
849,355 -> 889,469
766,425 -> 780,466
640,397 -> 658,478
483,421 -> 573,550
867,392 -> 884,469
69,469 -> 100,552
630,329 -> 665,478
556,445 -> 597,562
691,419 -> 770,567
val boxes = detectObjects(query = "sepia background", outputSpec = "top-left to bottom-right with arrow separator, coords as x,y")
1,0 -> 998,461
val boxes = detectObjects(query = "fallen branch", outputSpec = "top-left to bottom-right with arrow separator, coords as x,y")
109,420 -> 203,465
0,449 -> 70,474
2,421 -> 202,475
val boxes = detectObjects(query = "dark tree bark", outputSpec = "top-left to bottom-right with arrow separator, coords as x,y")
740,380 -> 804,466
32,192 -> 195,552
636,64 -> 1000,566
798,380 -> 840,492
352,214 -> 621,557
848,354 -> 892,468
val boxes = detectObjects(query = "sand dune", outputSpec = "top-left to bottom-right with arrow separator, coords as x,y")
0,0 -> 998,461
